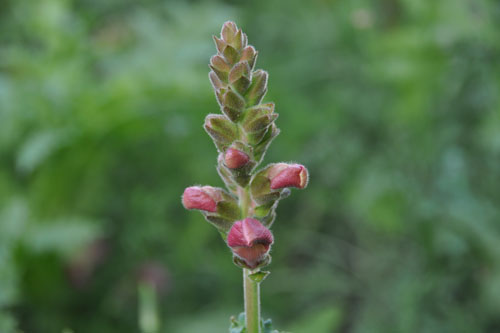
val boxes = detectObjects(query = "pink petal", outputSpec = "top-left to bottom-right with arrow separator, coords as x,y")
182,186 -> 217,212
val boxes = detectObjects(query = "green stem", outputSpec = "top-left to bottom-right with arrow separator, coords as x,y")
138,283 -> 159,333
238,186 -> 261,333
244,268 -> 261,333
238,185 -> 252,218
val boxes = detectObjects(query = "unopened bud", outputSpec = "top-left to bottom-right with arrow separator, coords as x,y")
250,163 -> 308,205
213,36 -> 227,53
183,186 -> 240,232
269,164 -> 309,189
227,218 -> 273,269
224,90 -> 245,112
222,89 -> 245,121
182,186 -> 218,212
253,123 -> 280,163
244,114 -> 278,133
228,61 -> 251,84
221,21 -> 238,44
245,70 -> 268,106
222,45 -> 239,65
241,46 -> 258,70
210,55 -> 231,73
209,71 -> 224,90
204,114 -> 238,149
225,148 -> 250,169
232,29 -> 246,50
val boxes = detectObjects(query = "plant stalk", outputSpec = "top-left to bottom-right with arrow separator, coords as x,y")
238,186 -> 261,333
244,268 -> 261,333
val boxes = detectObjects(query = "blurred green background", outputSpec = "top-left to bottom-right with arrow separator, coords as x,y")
1,0 -> 500,332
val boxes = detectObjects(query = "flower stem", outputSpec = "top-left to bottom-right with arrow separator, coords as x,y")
244,268 -> 261,333
238,186 -> 261,332
238,185 -> 252,218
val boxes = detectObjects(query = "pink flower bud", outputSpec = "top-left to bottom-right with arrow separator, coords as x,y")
227,218 -> 273,269
224,148 -> 250,169
269,164 -> 308,190
182,186 -> 218,212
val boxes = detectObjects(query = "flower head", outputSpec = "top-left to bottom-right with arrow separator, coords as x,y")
227,218 -> 273,269
224,148 -> 250,169
269,163 -> 308,190
182,186 -> 221,212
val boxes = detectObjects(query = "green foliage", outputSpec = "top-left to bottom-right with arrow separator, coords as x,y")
230,313 -> 282,333
1,0 -> 500,332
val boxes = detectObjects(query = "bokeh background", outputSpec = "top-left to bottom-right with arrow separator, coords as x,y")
1,0 -> 500,332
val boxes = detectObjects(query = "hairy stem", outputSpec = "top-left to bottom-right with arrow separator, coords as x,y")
238,186 -> 261,333
238,185 -> 252,218
244,268 -> 261,333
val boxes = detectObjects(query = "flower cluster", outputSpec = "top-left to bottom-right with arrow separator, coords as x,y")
182,21 -> 308,271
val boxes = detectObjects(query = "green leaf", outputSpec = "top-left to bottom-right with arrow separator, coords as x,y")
229,313 -> 246,333
229,313 -> 284,333
249,270 -> 270,283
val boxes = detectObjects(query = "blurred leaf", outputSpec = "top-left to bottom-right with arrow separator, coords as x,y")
22,217 -> 100,257
288,307 -> 341,333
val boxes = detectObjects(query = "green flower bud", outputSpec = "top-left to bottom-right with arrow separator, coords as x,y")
241,46 -> 258,70
253,123 -> 280,163
221,21 -> 238,45
245,70 -> 268,106
213,36 -> 227,53
244,114 -> 278,133
217,163 -> 237,194
229,61 -> 251,93
229,61 -> 251,84
231,29 -> 246,50
210,55 -> 231,73
204,114 -> 238,150
232,76 -> 251,95
222,89 -> 245,121
222,45 -> 239,65
224,89 -> 245,112
209,71 -> 224,91
254,200 -> 279,228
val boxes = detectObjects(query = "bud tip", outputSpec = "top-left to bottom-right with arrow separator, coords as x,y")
269,164 -> 309,190
182,186 -> 217,212
224,148 -> 250,169
227,218 -> 274,269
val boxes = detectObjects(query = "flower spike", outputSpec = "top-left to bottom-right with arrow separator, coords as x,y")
181,21 -> 309,332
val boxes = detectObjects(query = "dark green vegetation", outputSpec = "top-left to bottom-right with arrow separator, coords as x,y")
1,0 -> 500,332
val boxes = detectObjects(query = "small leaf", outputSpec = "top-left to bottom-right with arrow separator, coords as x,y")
209,71 -> 224,90
221,21 -> 238,43
223,45 -> 239,64
204,114 -> 238,147
224,90 -> 245,112
203,215 -> 233,233
213,35 -> 226,53
216,200 -> 240,220
229,313 -> 246,333
249,270 -> 270,283
245,70 -> 268,106
210,55 -> 231,72
241,46 -> 258,69
232,29 -> 245,49
232,76 -> 251,94
223,106 -> 242,122
229,61 -> 251,84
